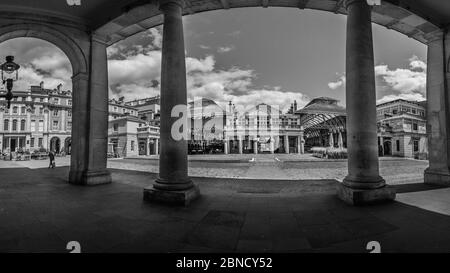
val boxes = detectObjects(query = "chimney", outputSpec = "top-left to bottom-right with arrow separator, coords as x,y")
294,100 -> 297,111
39,81 -> 44,89
57,84 -> 62,91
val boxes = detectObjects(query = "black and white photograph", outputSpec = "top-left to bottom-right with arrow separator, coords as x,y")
0,0 -> 449,263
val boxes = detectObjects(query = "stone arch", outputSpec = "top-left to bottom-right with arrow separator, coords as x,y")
50,136 -> 61,154
0,23 -> 88,75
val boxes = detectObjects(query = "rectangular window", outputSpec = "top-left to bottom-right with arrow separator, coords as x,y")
21,107 -> 25,114
38,120 -> 44,132
54,98 -> 59,104
68,100 -> 72,106
40,98 -> 44,103
413,123 -> 418,131
413,140 -> 419,152
38,138 -> 43,147
39,107 -> 43,115
67,121 -> 72,129
30,120 -> 36,131
396,140 -> 400,152
113,123 -> 118,131
53,121 -> 59,130
30,138 -> 35,147
53,110 -> 58,117
131,140 -> 135,151
68,111 -> 72,117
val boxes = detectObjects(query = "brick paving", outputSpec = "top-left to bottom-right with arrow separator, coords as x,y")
0,160 -> 449,252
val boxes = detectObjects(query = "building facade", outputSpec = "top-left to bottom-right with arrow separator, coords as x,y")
0,83 -> 72,154
376,99 -> 427,159
108,97 -> 160,157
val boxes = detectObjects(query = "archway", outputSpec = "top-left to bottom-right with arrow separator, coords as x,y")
0,23 -> 87,76
50,137 -> 61,154
383,140 -> 392,156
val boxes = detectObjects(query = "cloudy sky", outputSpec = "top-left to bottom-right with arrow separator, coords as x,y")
0,8 -> 426,112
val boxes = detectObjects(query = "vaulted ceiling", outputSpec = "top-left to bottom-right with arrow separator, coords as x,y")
0,0 -> 448,45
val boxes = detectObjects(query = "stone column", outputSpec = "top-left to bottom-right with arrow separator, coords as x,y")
269,136 -> 275,154
299,135 -> 305,154
144,0 -> 199,205
147,139 -> 151,156
224,139 -> 228,154
284,135 -> 289,154
69,34 -> 111,186
253,139 -> 258,154
338,131 -> 344,149
238,136 -> 243,154
337,0 -> 395,205
155,138 -> 159,155
424,30 -> 450,185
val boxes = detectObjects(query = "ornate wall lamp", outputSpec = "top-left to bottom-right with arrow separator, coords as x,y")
0,56 -> 20,109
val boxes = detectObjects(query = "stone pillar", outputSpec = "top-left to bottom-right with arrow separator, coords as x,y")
224,139 -> 228,154
144,0 -> 199,205
299,136 -> 305,154
338,131 -> 344,149
69,34 -> 111,186
238,136 -> 243,154
155,138 -> 159,155
253,139 -> 258,154
284,135 -> 289,154
147,139 -> 151,156
337,0 -> 395,205
424,30 -> 450,185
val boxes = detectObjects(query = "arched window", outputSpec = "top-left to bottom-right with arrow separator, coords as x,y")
4,119 -> 9,131
20,120 -> 26,131
12,120 -> 17,131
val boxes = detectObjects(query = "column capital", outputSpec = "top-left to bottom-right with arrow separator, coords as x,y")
91,32 -> 109,45
158,0 -> 185,10
423,29 -> 445,44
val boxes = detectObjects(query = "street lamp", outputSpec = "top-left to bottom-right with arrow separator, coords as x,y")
0,56 -> 20,109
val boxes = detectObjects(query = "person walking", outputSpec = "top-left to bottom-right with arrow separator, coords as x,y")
48,150 -> 55,169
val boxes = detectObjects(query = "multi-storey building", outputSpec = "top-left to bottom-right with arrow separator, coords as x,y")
0,82 -> 72,154
107,97 -> 160,157
125,96 -> 161,126
376,99 -> 427,159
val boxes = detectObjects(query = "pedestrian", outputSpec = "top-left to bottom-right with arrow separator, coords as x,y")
48,150 -> 55,169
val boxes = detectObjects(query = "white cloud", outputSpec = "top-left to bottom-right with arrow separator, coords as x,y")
217,46 -> 235,53
328,75 -> 346,90
0,38 -> 72,91
377,93 -> 425,105
199,45 -> 211,50
108,43 -> 307,111
375,56 -> 426,94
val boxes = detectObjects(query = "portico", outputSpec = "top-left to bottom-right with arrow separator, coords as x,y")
0,0 -> 448,206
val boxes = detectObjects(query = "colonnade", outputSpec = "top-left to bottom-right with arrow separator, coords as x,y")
5,0 -> 450,206
223,135 -> 304,154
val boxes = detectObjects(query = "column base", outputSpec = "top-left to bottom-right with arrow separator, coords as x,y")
424,168 -> 450,186
143,184 -> 200,206
69,169 -> 112,186
337,183 -> 396,206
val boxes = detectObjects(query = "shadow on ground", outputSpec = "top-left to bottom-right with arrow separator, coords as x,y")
1,166 -> 450,253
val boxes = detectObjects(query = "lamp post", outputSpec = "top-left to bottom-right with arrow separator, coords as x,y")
0,56 -> 20,109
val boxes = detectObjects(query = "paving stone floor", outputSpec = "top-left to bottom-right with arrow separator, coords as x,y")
0,165 -> 449,253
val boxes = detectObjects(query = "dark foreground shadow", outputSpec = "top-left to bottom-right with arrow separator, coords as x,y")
1,167 -> 450,253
